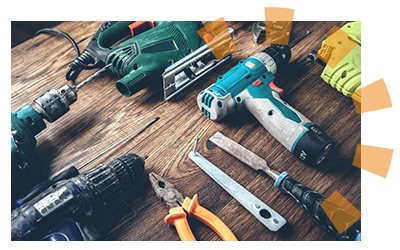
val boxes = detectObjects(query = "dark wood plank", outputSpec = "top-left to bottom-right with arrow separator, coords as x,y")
11,21 -> 64,48
11,21 -> 360,241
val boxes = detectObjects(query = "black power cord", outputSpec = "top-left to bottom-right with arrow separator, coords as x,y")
34,28 -> 95,81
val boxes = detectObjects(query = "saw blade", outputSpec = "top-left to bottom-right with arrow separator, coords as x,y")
162,28 -> 234,101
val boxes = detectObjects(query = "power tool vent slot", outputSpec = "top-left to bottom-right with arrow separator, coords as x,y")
201,107 -> 210,118
202,93 -> 214,108
108,47 -> 136,77
122,47 -> 134,56
164,24 -> 188,50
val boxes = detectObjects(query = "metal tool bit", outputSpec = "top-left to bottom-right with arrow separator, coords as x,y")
288,29 -> 313,48
74,63 -> 112,91
252,22 -> 265,43
188,137 -> 286,232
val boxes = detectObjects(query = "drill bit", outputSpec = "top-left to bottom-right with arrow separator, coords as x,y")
74,63 -> 112,91
289,29 -> 313,48
77,116 -> 159,170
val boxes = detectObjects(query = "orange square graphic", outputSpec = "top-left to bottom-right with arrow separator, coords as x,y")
320,191 -> 361,234
317,26 -> 358,68
197,17 -> 236,61
264,8 -> 294,45
351,89 -> 361,114
364,79 -> 391,113
352,144 -> 393,178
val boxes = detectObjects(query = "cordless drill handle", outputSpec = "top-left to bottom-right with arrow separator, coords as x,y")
277,173 -> 361,241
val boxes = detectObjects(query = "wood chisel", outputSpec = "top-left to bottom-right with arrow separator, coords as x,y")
209,132 -> 361,241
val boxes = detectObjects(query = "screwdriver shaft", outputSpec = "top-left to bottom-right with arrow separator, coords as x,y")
77,116 -> 159,170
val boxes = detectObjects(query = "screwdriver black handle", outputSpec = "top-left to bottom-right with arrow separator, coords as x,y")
16,167 -> 79,207
275,172 -> 361,241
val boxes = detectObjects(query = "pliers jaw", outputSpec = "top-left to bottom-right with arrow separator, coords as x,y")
149,172 -> 185,208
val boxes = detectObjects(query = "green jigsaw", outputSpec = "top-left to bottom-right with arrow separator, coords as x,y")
67,21 -> 205,97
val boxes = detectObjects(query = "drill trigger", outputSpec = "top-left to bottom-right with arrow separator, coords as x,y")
268,80 -> 284,95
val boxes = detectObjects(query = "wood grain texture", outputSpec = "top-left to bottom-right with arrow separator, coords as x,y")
11,21 -> 360,241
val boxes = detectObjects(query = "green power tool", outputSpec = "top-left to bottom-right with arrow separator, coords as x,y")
67,21 -> 205,97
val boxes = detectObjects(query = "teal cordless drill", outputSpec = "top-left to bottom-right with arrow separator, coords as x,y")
198,29 -> 334,167
67,21 -> 205,96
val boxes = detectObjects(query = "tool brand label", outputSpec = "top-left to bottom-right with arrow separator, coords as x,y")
34,186 -> 73,217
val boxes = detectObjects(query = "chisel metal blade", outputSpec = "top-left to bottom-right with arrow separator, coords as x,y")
209,132 -> 281,181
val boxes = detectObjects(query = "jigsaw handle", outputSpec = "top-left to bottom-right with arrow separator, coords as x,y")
275,172 -> 361,241
128,21 -> 154,37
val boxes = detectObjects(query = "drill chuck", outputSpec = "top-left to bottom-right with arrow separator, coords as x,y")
198,29 -> 334,167
33,84 -> 78,123
77,153 -> 145,209
261,44 -> 292,72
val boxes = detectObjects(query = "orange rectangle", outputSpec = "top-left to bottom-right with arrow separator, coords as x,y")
317,26 -> 358,68
352,144 -> 393,178
320,191 -> 361,234
197,17 -> 236,61
264,8 -> 294,45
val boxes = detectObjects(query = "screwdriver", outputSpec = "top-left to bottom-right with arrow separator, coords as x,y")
209,132 -> 361,241
14,116 -> 159,208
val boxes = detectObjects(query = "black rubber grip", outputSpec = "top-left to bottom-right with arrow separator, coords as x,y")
278,175 -> 361,241
20,167 -> 79,205
78,153 -> 145,209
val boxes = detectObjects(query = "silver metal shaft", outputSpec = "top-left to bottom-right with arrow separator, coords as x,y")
289,29 -> 313,49
74,63 -> 112,91
77,116 -> 159,170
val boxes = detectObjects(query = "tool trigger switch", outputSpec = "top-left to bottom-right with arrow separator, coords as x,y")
252,79 -> 263,87
268,80 -> 283,95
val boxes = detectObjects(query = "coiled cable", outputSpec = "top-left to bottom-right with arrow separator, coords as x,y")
34,27 -> 94,81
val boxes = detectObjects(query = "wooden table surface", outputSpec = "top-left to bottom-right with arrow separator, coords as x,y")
11,21 -> 360,241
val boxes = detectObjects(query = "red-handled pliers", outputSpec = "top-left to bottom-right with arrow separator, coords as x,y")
149,172 -> 238,241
